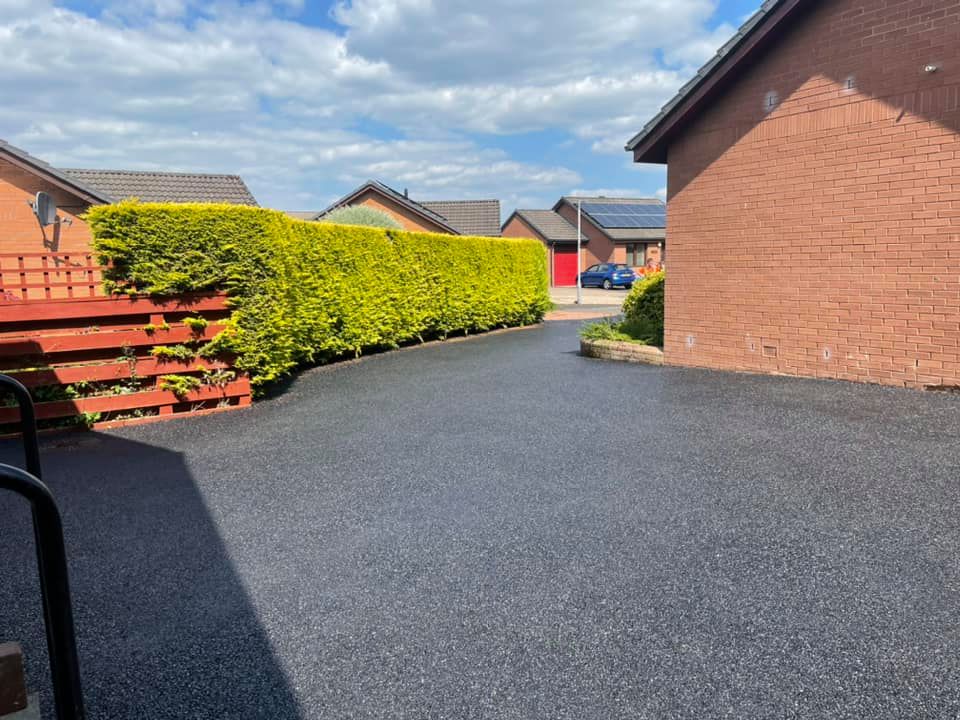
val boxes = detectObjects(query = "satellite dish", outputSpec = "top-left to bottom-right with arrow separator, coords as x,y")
34,191 -> 57,227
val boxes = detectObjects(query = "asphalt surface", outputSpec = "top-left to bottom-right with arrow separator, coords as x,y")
2,320 -> 960,719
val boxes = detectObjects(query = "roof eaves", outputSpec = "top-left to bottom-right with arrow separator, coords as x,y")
0,141 -> 114,204
368,180 -> 460,232
550,200 -> 669,242
320,180 -> 460,234
624,0 -> 809,160
512,209 -> 587,243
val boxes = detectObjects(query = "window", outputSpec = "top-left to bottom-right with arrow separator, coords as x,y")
586,264 -> 599,272
597,264 -> 610,272
625,243 -> 645,266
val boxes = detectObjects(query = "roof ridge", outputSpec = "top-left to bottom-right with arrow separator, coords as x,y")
422,198 -> 500,203
320,180 -> 460,234
561,195 -> 663,202
62,168 -> 244,178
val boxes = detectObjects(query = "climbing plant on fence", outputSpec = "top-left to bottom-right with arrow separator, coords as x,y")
88,202 -> 550,393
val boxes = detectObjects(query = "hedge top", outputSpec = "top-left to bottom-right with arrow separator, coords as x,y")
88,201 -> 550,391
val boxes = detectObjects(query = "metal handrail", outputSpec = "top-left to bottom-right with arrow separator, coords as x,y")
1,374 -> 85,720
0,374 -> 41,478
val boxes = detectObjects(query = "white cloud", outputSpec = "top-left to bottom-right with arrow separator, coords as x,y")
0,0 -> 734,209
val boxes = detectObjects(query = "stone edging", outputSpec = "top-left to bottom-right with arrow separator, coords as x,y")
580,338 -> 664,365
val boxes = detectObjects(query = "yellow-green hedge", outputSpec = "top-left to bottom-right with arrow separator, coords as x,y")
88,202 -> 549,391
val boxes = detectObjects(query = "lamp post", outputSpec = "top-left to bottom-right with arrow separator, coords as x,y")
576,199 -> 582,305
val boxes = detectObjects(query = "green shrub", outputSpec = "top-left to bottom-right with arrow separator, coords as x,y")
579,318 -> 649,345
158,374 -> 202,398
151,344 -> 197,361
88,201 -> 549,393
621,271 -> 664,346
320,205 -> 403,229
182,316 -> 209,332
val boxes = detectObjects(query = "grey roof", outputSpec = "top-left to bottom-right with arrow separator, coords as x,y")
421,200 -> 501,237
508,210 -> 585,243
320,180 -> 460,234
319,180 -> 504,236
553,196 -> 666,242
60,168 -> 259,206
0,139 -> 112,204
624,0 -> 791,155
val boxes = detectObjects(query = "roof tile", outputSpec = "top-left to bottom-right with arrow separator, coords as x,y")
59,169 -> 259,206
421,200 -> 501,237
511,210 -> 583,242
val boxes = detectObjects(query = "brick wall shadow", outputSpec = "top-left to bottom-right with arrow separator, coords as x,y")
0,434 -> 303,719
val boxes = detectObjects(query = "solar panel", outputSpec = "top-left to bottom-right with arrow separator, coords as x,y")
580,202 -> 617,214
587,211 -> 666,228
581,202 -> 664,223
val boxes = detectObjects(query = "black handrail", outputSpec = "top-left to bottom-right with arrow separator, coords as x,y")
1,374 -> 85,720
0,373 -> 41,478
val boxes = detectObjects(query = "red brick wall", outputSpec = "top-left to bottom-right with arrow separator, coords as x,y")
352,190 -> 453,234
502,214 -> 596,286
501,215 -> 542,244
665,0 -> 960,388
0,158 -> 94,256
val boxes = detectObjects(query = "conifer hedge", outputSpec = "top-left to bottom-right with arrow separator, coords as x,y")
88,202 -> 549,392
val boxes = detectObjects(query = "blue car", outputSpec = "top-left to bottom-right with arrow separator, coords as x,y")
577,263 -> 636,289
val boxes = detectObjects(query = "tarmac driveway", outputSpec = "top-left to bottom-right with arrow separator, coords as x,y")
2,321 -> 960,718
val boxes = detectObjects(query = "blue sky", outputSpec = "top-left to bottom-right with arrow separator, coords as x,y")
1,0 -> 760,216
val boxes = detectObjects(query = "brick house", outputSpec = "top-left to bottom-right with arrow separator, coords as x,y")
626,0 -> 960,389
300,180 -> 501,236
502,196 -> 665,286
501,209 -> 586,286
0,139 -> 257,258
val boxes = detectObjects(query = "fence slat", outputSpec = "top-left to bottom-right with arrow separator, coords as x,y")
0,292 -> 229,320
0,251 -> 105,301
0,379 -> 250,424
0,282 -> 248,431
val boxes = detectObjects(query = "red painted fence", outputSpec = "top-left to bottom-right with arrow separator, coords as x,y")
0,255 -> 251,432
0,252 -> 105,302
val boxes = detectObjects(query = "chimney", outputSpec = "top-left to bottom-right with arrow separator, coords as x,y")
404,188 -> 409,198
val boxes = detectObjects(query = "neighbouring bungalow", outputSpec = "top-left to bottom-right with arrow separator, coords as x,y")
625,0 -> 960,389
500,209 -> 585,287
0,139 -> 257,258
501,196 -> 665,286
290,180 -> 502,236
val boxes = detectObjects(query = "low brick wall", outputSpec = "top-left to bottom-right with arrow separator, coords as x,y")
580,338 -> 664,365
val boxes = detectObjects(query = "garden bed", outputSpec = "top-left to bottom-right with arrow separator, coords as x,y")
579,337 -> 664,365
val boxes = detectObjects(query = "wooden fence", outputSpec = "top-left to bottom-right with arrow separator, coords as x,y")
0,252 -> 105,302
0,254 -> 251,432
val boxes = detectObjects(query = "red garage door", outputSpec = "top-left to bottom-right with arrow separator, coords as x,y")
553,246 -> 578,287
